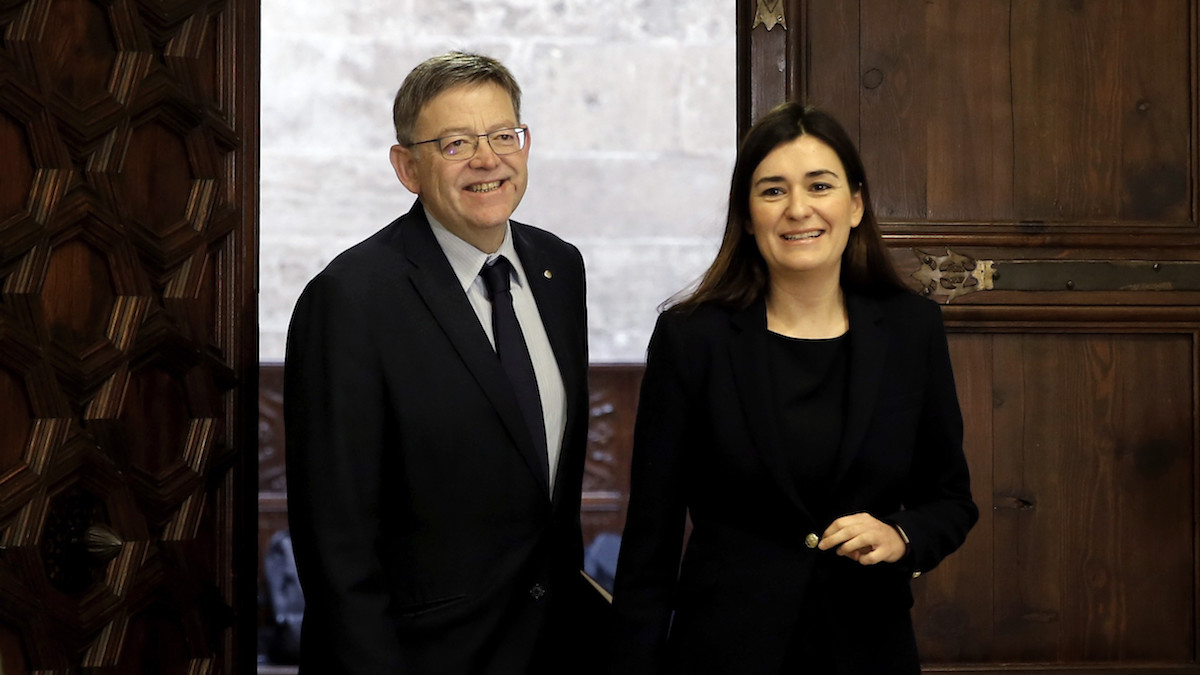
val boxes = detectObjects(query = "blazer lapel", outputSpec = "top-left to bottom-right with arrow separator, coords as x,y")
832,292 -> 886,488
512,225 -> 583,506
728,301 -> 815,522
398,206 -> 551,495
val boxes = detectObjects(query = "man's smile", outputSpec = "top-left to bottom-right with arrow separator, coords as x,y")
468,180 -> 504,193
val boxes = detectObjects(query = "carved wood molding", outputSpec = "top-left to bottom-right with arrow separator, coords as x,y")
0,0 -> 258,670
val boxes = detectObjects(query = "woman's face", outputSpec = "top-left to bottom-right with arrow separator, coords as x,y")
746,135 -> 863,285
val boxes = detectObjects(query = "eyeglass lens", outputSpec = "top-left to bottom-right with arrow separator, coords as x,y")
441,128 -> 525,160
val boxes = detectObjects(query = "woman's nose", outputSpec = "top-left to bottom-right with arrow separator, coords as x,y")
785,194 -> 813,218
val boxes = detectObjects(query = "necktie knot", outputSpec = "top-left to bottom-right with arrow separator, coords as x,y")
480,256 -> 513,301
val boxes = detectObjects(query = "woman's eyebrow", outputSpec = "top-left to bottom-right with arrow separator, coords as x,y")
754,169 -> 840,187
805,169 -> 840,180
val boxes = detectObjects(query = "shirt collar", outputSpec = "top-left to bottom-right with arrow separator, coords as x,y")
426,213 -> 525,293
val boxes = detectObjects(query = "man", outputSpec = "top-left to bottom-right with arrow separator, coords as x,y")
285,52 -> 592,674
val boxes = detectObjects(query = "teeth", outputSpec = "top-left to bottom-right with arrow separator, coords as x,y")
782,231 -> 821,240
468,181 -> 502,193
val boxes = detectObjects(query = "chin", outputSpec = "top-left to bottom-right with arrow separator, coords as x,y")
471,205 -> 518,227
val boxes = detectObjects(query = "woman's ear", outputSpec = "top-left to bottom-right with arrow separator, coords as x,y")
850,189 -> 864,228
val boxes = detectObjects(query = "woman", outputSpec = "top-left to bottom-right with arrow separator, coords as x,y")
610,103 -> 978,674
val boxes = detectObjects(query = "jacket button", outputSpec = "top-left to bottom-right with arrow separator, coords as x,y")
911,570 -> 922,579
804,533 -> 819,549
529,584 -> 547,600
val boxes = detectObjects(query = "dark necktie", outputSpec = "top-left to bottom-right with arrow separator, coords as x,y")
480,256 -> 547,461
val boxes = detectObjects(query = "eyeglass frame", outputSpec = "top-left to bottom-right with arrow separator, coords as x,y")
407,126 -> 529,161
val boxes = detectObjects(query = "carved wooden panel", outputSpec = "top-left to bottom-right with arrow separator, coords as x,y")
255,363 -> 643,549
257,362 -> 287,621
258,363 -> 285,494
580,365 -> 642,545
0,0 -> 257,671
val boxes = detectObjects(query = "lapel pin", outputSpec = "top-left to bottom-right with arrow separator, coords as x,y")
543,270 -> 552,279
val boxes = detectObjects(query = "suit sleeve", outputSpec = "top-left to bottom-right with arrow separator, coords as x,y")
284,272 -> 402,673
887,301 -> 979,575
610,312 -> 694,674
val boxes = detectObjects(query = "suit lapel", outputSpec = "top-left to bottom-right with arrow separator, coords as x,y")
832,292 -> 886,488
728,301 -> 815,521
398,205 -> 551,495
512,225 -> 583,506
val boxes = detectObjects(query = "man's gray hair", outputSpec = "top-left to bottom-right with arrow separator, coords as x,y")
392,51 -> 522,145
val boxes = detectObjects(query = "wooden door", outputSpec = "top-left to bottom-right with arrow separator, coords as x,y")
739,0 -> 1198,672
0,0 -> 258,671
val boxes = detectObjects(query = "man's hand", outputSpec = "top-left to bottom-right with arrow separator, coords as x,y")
816,513 -> 907,565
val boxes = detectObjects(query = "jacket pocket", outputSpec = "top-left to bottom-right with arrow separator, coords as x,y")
396,593 -> 468,618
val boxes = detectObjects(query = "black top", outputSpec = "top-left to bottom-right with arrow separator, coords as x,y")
766,330 -> 849,514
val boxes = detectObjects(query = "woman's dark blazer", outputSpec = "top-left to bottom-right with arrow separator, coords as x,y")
611,290 -> 978,674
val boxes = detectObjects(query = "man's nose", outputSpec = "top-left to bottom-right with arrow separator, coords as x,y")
469,137 -> 501,168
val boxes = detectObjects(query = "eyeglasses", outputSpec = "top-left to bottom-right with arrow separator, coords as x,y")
408,126 -> 528,161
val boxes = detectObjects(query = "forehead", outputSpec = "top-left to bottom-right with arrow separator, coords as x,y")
753,134 -> 846,179
415,82 -> 518,136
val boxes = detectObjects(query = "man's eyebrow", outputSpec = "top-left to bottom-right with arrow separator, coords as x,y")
422,127 -> 473,138
426,123 -> 519,138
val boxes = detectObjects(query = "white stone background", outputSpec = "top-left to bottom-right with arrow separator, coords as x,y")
259,0 -> 737,363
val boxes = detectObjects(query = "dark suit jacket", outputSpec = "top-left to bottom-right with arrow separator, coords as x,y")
611,291 -> 978,674
284,201 -> 591,674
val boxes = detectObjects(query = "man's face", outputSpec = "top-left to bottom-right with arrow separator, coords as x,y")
390,82 -> 530,253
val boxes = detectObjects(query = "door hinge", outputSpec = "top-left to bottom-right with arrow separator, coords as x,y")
912,248 -> 1200,302
753,0 -> 787,31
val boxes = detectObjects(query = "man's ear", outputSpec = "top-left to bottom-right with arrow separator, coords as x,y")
390,144 -> 421,195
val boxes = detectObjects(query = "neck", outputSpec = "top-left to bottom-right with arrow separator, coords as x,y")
765,272 -> 848,339
461,224 -> 506,254
425,208 -> 508,254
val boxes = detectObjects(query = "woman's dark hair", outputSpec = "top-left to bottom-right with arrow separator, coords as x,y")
669,102 -> 907,312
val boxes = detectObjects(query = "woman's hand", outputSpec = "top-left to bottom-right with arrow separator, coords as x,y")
817,513 -> 907,565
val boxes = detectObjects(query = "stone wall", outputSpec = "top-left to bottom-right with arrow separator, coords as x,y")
260,0 -> 737,362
